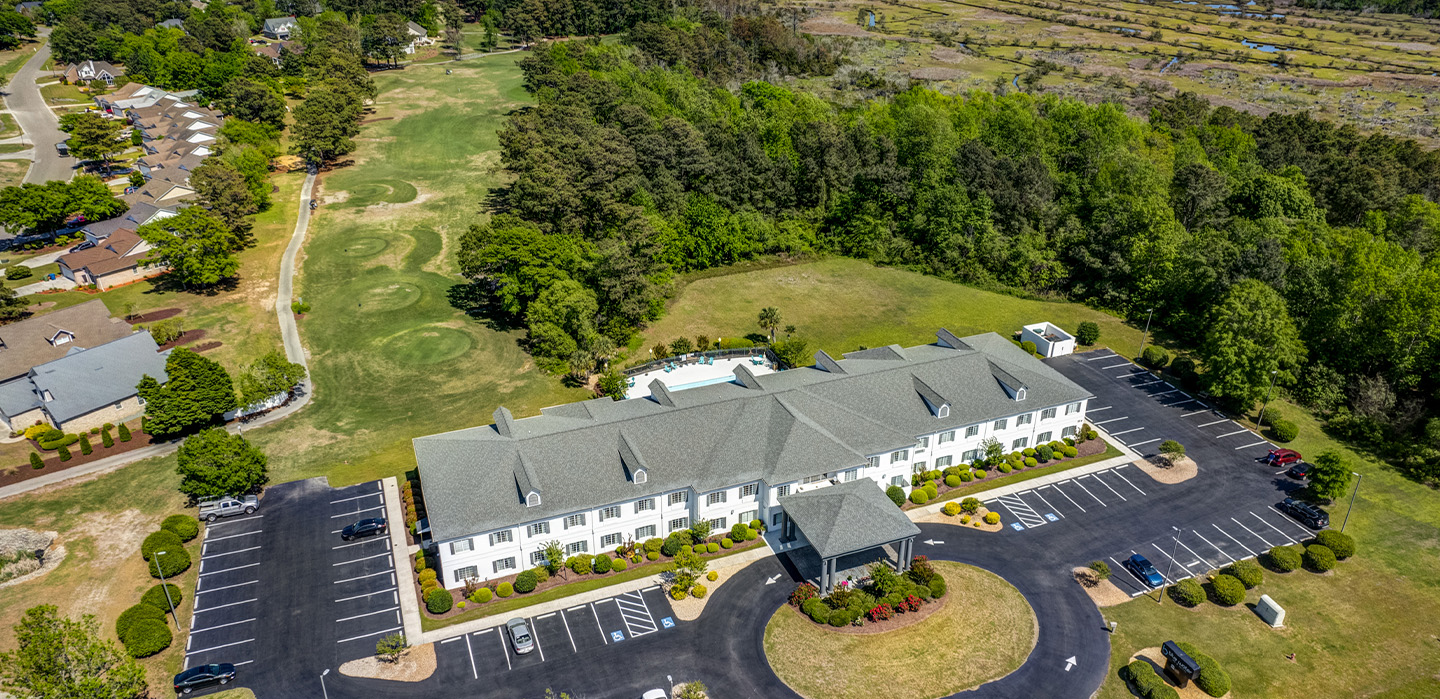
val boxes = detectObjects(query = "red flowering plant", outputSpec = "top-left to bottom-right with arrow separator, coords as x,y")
867,603 -> 894,622
899,594 -> 923,613
788,583 -> 818,608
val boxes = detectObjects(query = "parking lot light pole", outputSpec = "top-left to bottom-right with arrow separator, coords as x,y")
321,669 -> 330,699
1257,370 -> 1279,428
1160,526 -> 1180,604
152,551 -> 179,628
1342,472 -> 1363,533
1137,308 -> 1155,359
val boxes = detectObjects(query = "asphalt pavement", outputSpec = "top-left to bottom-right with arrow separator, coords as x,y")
4,32 -> 74,185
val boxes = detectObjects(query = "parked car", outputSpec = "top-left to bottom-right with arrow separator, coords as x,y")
506,617 -> 534,655
1264,448 -> 1302,466
173,662 -> 236,694
340,517 -> 387,541
1124,554 -> 1164,588
1277,498 -> 1329,529
1286,462 -> 1311,479
197,495 -> 258,522
641,691 -> 668,699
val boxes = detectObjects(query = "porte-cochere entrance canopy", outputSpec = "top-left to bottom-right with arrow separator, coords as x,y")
777,479 -> 921,594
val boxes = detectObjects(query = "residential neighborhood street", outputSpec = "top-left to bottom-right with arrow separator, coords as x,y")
5,32 -> 73,185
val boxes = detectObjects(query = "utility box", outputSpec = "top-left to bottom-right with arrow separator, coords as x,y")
1161,641 -> 1200,688
1256,594 -> 1286,628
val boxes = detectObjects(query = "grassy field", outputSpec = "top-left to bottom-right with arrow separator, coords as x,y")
763,561 -> 1035,699
789,0 -> 1440,143
0,159 -> 26,188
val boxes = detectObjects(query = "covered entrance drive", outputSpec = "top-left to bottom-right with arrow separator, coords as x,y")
777,479 -> 922,594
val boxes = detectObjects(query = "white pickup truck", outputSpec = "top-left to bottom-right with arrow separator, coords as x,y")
197,495 -> 258,522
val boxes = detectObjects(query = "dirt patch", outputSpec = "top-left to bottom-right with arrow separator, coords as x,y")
158,328 -> 207,350
1134,456 -> 1197,484
1129,647 -> 1230,699
191,341 -> 223,353
359,116 -> 397,125
1073,567 -> 1133,607
126,307 -> 182,324
339,643 -> 436,681
65,509 -> 151,612
1367,40 -> 1436,52
24,301 -> 55,312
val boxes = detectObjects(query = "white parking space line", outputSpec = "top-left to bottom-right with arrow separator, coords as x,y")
204,515 -> 263,528
338,626 -> 403,644
334,570 -> 392,584
528,617 -> 546,661
1160,398 -> 1199,407
560,609 -> 577,652
1087,353 -> 1120,361
1093,416 -> 1129,425
196,580 -> 257,595
203,546 -> 261,559
1109,427 -> 1145,437
336,587 -> 397,603
188,638 -> 254,655
1041,484 -> 1085,513
1235,440 -> 1271,450
1143,547 -> 1182,584
1152,389 -> 1179,398
195,599 -> 256,613
191,618 -> 255,634
1213,523 -> 1258,558
1099,362 -> 1132,370
441,636 -> 461,643
1109,467 -> 1147,495
337,606 -> 399,623
1026,488 -> 1062,518
1128,438 -> 1161,448
1087,406 -> 1112,413
330,505 -> 385,518
465,633 -> 478,679
1250,512 -> 1297,544
1069,478 -> 1108,507
199,562 -> 260,577
1266,506 -> 1319,539
1181,410 -> 1209,418
1231,517 -> 1275,548
1192,529 -> 1235,564
1116,371 -> 1147,378
333,551 -> 391,567
330,492 -> 382,504
1173,538 -> 1212,571
1085,473 -> 1127,502
332,538 -> 387,550
1134,379 -> 1164,387
206,530 -> 263,543
590,602 -> 607,644
498,632 -> 512,670
1215,429 -> 1250,439
1197,419 -> 1229,428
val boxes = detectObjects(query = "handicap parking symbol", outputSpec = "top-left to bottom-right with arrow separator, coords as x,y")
1045,513 -> 1059,522
661,617 -> 674,629
611,630 -> 625,642
1010,522 -> 1025,531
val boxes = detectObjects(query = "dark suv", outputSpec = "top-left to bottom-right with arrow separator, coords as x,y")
1277,498 -> 1329,529
341,517 -> 387,541
174,663 -> 236,694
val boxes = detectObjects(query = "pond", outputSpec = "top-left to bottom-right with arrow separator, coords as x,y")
1240,38 -> 1290,53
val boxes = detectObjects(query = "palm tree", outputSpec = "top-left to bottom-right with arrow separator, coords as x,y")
758,307 -> 782,343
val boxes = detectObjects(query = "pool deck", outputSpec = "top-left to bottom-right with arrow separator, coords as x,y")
625,356 -> 776,400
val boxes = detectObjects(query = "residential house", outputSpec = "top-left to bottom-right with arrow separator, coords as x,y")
57,229 -> 158,290
263,17 -> 300,40
0,333 -> 168,433
0,301 -> 133,383
414,330 -> 1092,589
404,21 -> 435,54
251,40 -> 294,67
158,18 -> 185,31
63,60 -> 124,86
82,203 -> 177,246
94,84 -> 199,115
15,2 -> 44,15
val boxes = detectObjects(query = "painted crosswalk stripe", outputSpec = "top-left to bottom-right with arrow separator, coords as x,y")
996,494 -> 1046,527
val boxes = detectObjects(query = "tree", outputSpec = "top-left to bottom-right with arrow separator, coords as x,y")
0,605 -> 147,699
222,78 -> 287,131
138,208 -> 242,288
1308,450 -> 1352,502
175,428 -> 268,499
757,307 -> 781,343
668,548 -> 707,594
1160,440 -> 1186,464
1076,321 -> 1100,345
1199,280 -> 1306,408
138,348 -> 239,438
58,112 -> 124,171
0,10 -> 35,53
237,351 -> 306,408
0,282 -> 25,321
375,633 -> 407,663
541,541 -> 565,576
771,336 -> 810,367
596,369 -> 627,400
981,437 -> 1004,466
189,160 -> 257,233
290,85 -> 362,166
0,176 -> 125,234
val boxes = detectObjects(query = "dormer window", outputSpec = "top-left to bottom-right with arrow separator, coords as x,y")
634,469 -> 647,485
525,491 -> 541,507
1015,387 -> 1027,401
937,404 -> 950,418
40,390 -> 53,402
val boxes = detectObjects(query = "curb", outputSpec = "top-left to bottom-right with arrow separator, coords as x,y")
383,476 -> 424,645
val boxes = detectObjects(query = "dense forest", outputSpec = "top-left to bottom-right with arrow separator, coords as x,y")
1293,0 -> 1440,17
457,12 -> 1440,486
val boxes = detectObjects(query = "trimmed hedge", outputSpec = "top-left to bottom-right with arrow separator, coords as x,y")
691,584 -> 706,599
707,570 -> 718,582
497,582 -> 514,597
1223,559 -> 1264,589
612,557 -> 629,572
942,502 -> 961,516
38,433 -> 79,450
140,530 -> 182,562
593,555 -> 613,574
141,583 -> 182,611
944,474 -> 960,487
79,436 -> 92,455
1304,544 -> 1337,572
424,587 -> 453,614
1314,530 -> 1355,559
514,569 -> 539,593
147,546 -> 190,578
1176,642 -> 1231,697
470,587 -> 493,603
418,569 -> 437,584
1168,579 -> 1204,607
1121,660 -> 1163,697
928,577 -> 946,598
121,618 -> 172,658
160,515 -> 199,542
1270,419 -> 1298,442
908,489 -> 930,505
1266,544 -> 1303,572
707,542 -> 719,553
118,423 -> 132,441
115,603 -> 165,639
29,452 -> 43,469
1209,574 -> 1246,606
720,538 -> 733,549
974,469 -> 988,479
885,485 -> 906,507
983,512 -> 1000,525
1062,445 -> 1078,457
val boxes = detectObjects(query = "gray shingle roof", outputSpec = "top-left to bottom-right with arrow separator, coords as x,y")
28,333 -> 168,423
0,377 -> 41,416
414,331 -> 1092,542
778,478 -> 920,559
0,300 -> 133,382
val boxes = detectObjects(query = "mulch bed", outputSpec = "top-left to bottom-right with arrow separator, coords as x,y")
789,593 -> 949,635
902,438 -> 1108,510
0,424 -> 157,489
157,328 -> 207,351
126,307 -> 182,324
191,341 -> 222,353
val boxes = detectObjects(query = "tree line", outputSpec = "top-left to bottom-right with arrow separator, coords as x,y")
456,14 -> 1440,486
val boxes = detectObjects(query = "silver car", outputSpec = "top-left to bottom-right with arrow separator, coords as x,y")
506,617 -> 534,655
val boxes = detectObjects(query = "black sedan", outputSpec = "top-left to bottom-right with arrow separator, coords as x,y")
341,517 -> 387,541
174,663 -> 236,694
1277,498 -> 1329,529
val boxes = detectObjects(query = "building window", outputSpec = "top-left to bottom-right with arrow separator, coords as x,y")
965,425 -> 978,437
1066,402 -> 1082,415
866,456 -> 880,469
487,530 -> 512,546
740,510 -> 757,524
1012,438 -> 1028,449
454,565 -> 478,582
601,533 -> 622,548
1016,414 -> 1032,426
891,449 -> 909,463
939,430 -> 955,444
776,485 -> 790,497
492,557 -> 516,574
564,514 -> 585,529
565,541 -> 588,555
451,538 -> 474,554
600,505 -> 621,521
528,522 -> 549,537
994,418 -> 1007,431
917,436 -> 929,449
530,550 -> 548,566
935,455 -> 952,468
962,449 -> 979,463
843,469 -> 858,482
634,470 -> 647,484
668,492 -> 687,506
635,525 -> 656,540
1062,426 -> 1077,438
526,492 -> 541,507
138,395 -> 146,406
1037,431 -> 1052,443
1042,407 -> 1057,420
741,484 -> 758,498
668,517 -> 688,532
773,511 -> 784,526
802,474 -> 826,484
709,518 -> 726,531
113,401 -> 124,410
635,498 -> 655,513
911,461 -> 927,474
706,491 -> 726,506
891,475 -> 905,487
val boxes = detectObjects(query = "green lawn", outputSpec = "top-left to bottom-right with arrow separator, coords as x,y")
39,81 -> 88,104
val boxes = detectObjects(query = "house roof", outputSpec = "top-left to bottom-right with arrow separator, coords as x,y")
85,203 -> 174,239
0,377 -> 41,417
414,331 -> 1092,542
778,478 -> 921,559
0,300 -> 133,382
66,60 -> 124,79
407,21 -> 427,37
59,229 -> 148,277
28,333 -> 168,423
264,17 -> 299,32
158,18 -> 184,29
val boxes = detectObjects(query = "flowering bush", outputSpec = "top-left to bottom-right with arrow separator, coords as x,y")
899,595 -> 923,612
867,603 -> 894,622
789,583 -> 819,608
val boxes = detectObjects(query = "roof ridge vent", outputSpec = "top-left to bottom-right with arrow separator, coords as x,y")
648,379 -> 676,407
813,350 -> 846,374
493,406 -> 514,438
733,364 -> 763,389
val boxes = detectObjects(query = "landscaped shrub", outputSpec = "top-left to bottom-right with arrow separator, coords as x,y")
690,584 -> 706,599
121,618 -> 172,658
612,557 -> 628,572
1149,683 -> 1181,699
643,538 -> 662,553
1142,345 -> 1169,368
118,423 -> 132,442
886,485 -> 905,506
79,436 -> 92,455
1176,642 -> 1231,697
424,588 -> 453,613
1304,544 -> 1337,572
1021,340 -> 1037,354
898,594 -> 922,612
421,580 -> 439,596
974,469 -> 987,479
514,570 -> 539,593
1223,559 -> 1264,589
1168,578 -> 1205,607
827,609 -> 847,627
37,432 -> 78,450
57,445 -> 71,461
671,587 -> 688,601
646,551 -> 659,561
866,603 -> 893,622
1270,419 -> 1298,442
140,530 -> 183,562
1122,660 -> 1164,697
790,583 -> 818,607
928,576 -> 946,597
998,463 -> 1012,473
1266,545 -> 1303,572
1088,560 -> 1111,579
923,483 -> 938,500
115,603 -> 165,639
958,471 -> 972,482
470,587 -> 493,603
944,474 -> 960,487
707,542 -> 719,553
908,489 -> 929,505
720,538 -> 733,548
801,597 -> 825,619
661,535 -> 686,557
160,515 -> 199,542
983,512 -> 1000,525
496,582 -> 514,598
141,583 -> 182,611
680,545 -> 692,555
942,502 -> 961,516
29,452 -> 43,469
146,545 -> 189,578
1209,574 -> 1246,606
567,554 -> 594,575
1022,447 -> 1036,458
418,569 -> 437,585
593,555 -> 613,574
1062,446 -> 1078,457
1036,445 -> 1053,461
960,497 -> 981,514
101,428 -> 114,447
1076,322 -> 1100,345
1315,530 -> 1356,559
707,570 -> 718,582
1025,457 -> 1039,468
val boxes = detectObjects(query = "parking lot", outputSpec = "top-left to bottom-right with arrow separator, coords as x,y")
185,511 -> 266,671
984,464 -> 1152,530
326,481 -> 405,657
433,586 -> 678,680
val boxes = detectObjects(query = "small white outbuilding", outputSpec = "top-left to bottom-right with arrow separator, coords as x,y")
1020,322 -> 1076,358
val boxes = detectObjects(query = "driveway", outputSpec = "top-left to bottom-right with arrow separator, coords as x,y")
4,32 -> 73,185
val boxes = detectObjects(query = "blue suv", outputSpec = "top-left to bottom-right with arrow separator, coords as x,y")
1124,554 -> 1165,587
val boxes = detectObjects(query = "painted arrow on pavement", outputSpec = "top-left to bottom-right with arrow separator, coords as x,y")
923,539 -> 944,545
764,575 -> 781,585
1064,656 -> 1077,671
